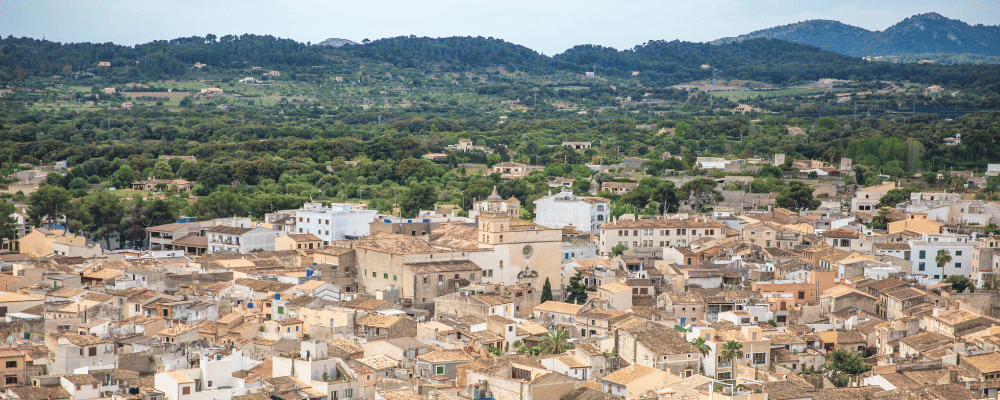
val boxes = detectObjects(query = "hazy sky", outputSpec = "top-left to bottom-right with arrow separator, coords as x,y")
3,0 -> 998,55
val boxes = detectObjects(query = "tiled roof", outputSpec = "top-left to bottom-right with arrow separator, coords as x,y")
963,352 -> 1000,374
7,386 -> 71,400
158,324 -> 198,336
601,364 -> 659,385
359,355 -> 399,370
166,369 -> 195,383
354,232 -> 446,255
62,374 -> 100,385
405,260 -> 482,273
417,349 -> 474,363
533,301 -> 584,315
600,218 -> 724,229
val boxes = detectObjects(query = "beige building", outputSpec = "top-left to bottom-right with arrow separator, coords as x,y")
432,188 -> 563,296
598,216 -> 726,256
17,229 -> 88,257
275,233 -> 323,251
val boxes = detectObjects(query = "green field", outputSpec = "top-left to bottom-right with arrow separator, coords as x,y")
706,88 -> 825,101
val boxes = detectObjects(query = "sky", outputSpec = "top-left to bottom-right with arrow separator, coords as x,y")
2,0 -> 999,55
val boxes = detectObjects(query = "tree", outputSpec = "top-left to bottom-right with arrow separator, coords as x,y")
679,177 -> 719,212
564,272 -> 589,304
197,164 -> 230,189
541,278 -> 553,303
187,191 -> 249,220
610,243 -> 627,257
877,187 -> 920,208
151,160 -> 174,179
82,191 -> 126,249
110,165 -> 137,189
720,340 -> 744,373
775,181 -> 819,211
870,213 -> 890,230
983,223 -> 1000,237
0,201 -> 17,247
540,328 -> 570,354
936,249 -> 952,269
943,275 -> 971,293
28,185 -> 71,228
691,336 -> 710,358
826,348 -> 871,387
399,182 -> 437,218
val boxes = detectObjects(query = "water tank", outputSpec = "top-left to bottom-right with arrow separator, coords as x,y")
247,302 -> 255,309
306,269 -> 314,277
383,219 -> 391,223
423,219 -> 430,223
274,293 -> 281,300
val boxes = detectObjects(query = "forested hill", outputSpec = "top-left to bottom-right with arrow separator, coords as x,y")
2,34 -> 999,91
713,13 -> 1000,57
336,36 -> 571,73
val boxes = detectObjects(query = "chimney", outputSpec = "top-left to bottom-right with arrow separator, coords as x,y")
949,369 -> 957,383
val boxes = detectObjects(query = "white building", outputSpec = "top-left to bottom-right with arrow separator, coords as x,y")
533,188 -> 610,233
206,226 -> 277,254
851,182 -> 896,212
908,233 -> 977,284
293,203 -> 378,244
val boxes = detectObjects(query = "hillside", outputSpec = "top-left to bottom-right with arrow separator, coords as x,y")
712,12 -> 1000,58
1,34 -> 998,91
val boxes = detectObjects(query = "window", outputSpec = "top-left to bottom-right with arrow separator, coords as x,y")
435,365 -> 445,375
752,352 -> 766,365
393,275 -> 397,281
798,291 -> 805,300
4,376 -> 15,385
277,306 -> 284,314
919,262 -> 925,271
88,347 -> 97,356
919,250 -> 926,259
182,387 -> 191,395
5,361 -> 15,368
955,263 -> 962,269
383,273 -> 388,279
956,251 -> 963,256
422,277 -> 428,284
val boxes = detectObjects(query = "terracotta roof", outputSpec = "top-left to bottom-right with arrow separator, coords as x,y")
7,386 -> 71,400
359,355 -> 399,370
358,314 -> 404,328
901,331 -> 953,352
354,232 -> 445,254
166,369 -> 195,383
0,292 -> 43,302
62,374 -> 100,385
963,352 -> 1000,374
417,349 -> 474,363
327,338 -> 364,355
158,324 -> 197,336
534,301 -> 584,315
598,281 -> 631,293
379,389 -> 425,400
471,294 -> 511,306
171,234 -> 208,247
284,233 -> 321,242
405,260 -> 482,273
635,328 -> 697,355
83,268 -> 123,280
429,224 -> 482,251
601,364 -> 659,385
296,280 -> 327,292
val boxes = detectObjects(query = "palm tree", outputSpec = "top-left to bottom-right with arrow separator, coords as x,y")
540,328 -> 570,354
691,337 -> 711,374
936,249 -> 952,269
719,340 -> 744,379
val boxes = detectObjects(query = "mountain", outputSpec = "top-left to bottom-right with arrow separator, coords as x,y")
316,38 -> 358,47
713,13 -> 1000,57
